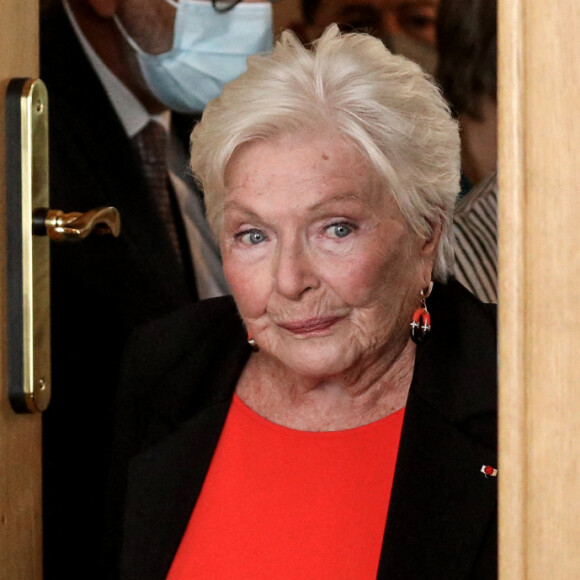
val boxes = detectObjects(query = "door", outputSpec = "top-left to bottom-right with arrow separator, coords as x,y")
0,0 -> 42,578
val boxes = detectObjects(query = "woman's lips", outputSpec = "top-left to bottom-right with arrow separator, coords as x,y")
278,316 -> 342,335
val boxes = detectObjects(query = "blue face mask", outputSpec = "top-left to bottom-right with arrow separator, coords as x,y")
114,0 -> 273,113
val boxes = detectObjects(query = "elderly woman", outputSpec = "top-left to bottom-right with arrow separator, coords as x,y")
109,26 -> 497,580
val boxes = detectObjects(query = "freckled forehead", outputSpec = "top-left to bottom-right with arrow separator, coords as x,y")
225,132 -> 373,196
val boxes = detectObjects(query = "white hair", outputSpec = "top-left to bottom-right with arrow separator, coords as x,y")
190,25 -> 460,280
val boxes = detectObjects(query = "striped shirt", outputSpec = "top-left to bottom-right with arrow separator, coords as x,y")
453,171 -> 498,303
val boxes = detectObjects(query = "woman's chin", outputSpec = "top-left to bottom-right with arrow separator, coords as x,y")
268,340 -> 356,378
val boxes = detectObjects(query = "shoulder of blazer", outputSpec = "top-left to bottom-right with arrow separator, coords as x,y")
107,296 -> 249,579
412,278 -> 497,443
377,279 -> 498,580
117,296 -> 250,447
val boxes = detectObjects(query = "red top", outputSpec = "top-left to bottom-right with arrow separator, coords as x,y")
167,394 -> 405,580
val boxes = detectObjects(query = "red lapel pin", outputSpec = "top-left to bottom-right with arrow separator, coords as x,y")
481,465 -> 498,478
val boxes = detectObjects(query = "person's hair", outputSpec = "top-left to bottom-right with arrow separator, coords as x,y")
190,26 -> 460,281
300,0 -> 383,36
436,0 -> 497,120
301,0 -> 322,24
40,0 -> 58,11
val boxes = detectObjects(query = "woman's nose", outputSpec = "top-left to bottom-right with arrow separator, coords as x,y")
273,240 -> 319,300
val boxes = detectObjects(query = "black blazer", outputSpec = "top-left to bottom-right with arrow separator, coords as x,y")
40,4 -> 198,577
109,280 -> 497,579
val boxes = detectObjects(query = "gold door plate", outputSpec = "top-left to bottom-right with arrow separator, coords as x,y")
6,78 -> 51,413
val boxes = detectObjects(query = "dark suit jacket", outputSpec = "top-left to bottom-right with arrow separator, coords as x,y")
40,4 -> 198,577
109,280 -> 497,579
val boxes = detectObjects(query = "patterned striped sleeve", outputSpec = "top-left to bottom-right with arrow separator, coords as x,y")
452,171 -> 498,303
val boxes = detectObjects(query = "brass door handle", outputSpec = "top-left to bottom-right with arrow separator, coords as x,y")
5,78 -> 122,413
33,206 -> 121,242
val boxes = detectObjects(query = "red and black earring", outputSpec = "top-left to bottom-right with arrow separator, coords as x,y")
247,331 -> 259,352
410,282 -> 434,344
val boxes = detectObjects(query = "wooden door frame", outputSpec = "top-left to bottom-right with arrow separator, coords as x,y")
498,0 -> 580,577
0,0 -> 42,578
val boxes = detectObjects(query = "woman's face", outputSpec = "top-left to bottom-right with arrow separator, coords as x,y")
220,132 -> 438,378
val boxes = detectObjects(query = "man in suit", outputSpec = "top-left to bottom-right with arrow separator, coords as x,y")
40,1 -> 273,576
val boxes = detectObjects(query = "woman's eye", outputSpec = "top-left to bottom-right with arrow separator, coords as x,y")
237,229 -> 266,245
326,223 -> 354,239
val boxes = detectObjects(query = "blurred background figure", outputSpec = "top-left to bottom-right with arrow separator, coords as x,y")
291,0 -> 438,73
436,0 -> 498,302
40,0 -> 273,577
384,0 -> 438,45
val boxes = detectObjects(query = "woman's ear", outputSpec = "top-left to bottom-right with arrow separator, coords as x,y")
419,218 -> 444,283
86,0 -> 118,18
421,218 -> 443,254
